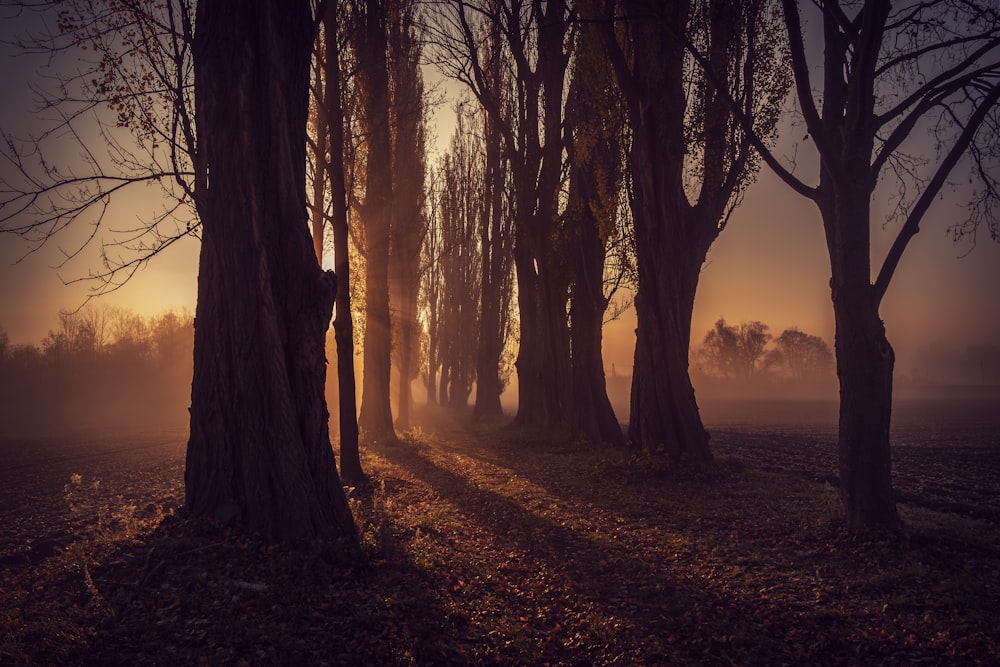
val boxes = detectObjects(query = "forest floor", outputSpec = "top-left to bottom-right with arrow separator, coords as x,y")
2,405 -> 999,665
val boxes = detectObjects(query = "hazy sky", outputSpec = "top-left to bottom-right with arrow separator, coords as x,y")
2,7 -> 998,382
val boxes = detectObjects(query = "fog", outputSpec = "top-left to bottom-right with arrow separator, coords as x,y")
0,306 -> 193,439
4,300 -> 998,443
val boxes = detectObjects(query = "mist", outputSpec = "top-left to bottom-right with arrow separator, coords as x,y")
0,306 -> 193,439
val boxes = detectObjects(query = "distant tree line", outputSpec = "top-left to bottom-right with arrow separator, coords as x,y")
0,306 -> 193,435
696,318 -> 833,383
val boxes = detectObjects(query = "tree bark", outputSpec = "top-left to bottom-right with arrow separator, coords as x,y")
627,111 -> 712,458
185,0 -> 355,541
566,7 -> 625,445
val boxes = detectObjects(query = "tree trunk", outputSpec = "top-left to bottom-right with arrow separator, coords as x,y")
834,289 -> 899,529
322,3 -> 364,486
822,191 -> 900,530
186,0 -> 355,541
387,2 -> 424,433
356,0 -> 396,442
511,206 -> 572,432
570,209 -> 624,446
626,123 -> 712,460
473,209 -> 505,420
473,106 -> 510,421
566,9 -> 624,446
474,301 -> 504,419
628,266 -> 711,461
396,313 -> 414,428
620,2 -> 712,461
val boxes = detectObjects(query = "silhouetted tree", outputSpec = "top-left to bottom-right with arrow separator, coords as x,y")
699,318 -> 772,380
319,0 -> 366,485
429,0 -> 575,431
602,0 -> 789,458
388,0 -> 428,430
765,328 -> 833,381
185,0 -> 355,541
473,19 -> 516,421
354,0 -> 397,442
420,166 -> 444,406
566,0 -> 627,445
740,0 -> 1000,530
437,111 -> 482,409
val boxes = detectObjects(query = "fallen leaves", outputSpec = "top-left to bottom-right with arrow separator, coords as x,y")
2,413 -> 999,665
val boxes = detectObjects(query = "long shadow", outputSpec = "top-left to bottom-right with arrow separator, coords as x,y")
369,436 -> 882,664
70,513 -> 471,666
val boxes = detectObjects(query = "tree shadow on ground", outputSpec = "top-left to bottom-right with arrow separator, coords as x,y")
369,433 -> 879,665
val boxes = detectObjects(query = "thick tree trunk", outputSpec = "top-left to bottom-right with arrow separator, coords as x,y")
322,3 -> 364,486
511,213 -> 572,432
626,128 -> 712,460
834,290 -> 899,529
823,192 -> 900,530
628,269 -> 711,460
513,243 -> 570,431
185,0 -> 355,541
610,0 -> 720,461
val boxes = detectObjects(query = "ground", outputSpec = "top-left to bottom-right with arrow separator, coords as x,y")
1,397 -> 999,665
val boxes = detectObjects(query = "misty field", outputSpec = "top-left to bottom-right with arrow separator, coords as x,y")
2,395 -> 999,664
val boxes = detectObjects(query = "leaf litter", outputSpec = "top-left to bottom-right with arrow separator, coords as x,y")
1,412 -> 998,665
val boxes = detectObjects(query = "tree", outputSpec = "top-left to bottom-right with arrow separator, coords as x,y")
0,0 -> 201,292
387,0 -> 428,431
319,0 -> 366,485
602,0 -> 789,458
184,0 -> 355,541
420,165 -> 444,406
353,0 -> 397,442
699,318 -> 772,380
765,328 -> 833,381
566,0 -> 627,445
473,19 -> 516,421
747,0 -> 1000,530
436,113 -> 483,408
429,0 -> 575,431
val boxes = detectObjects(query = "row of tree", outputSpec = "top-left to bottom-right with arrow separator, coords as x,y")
2,0 -> 998,537
697,319 -> 833,382
0,307 -> 194,434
